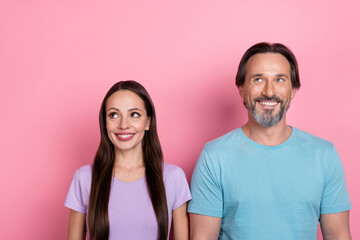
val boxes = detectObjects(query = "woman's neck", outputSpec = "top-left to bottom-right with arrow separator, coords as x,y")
113,148 -> 145,182
114,147 -> 144,169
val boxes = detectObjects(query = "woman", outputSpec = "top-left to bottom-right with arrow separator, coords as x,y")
65,81 -> 191,240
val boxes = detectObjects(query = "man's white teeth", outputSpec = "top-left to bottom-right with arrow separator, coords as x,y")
260,101 -> 277,106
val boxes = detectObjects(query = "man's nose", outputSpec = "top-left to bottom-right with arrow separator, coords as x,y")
262,81 -> 274,97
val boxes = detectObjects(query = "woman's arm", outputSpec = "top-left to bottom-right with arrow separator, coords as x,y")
68,209 -> 86,240
172,202 -> 189,240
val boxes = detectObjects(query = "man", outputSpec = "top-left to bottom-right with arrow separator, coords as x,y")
188,42 -> 352,239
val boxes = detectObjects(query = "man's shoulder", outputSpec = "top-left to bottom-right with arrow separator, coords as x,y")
203,128 -> 242,150
293,127 -> 335,149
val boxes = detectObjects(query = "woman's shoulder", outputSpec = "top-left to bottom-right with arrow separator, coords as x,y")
76,164 -> 92,174
163,163 -> 187,181
163,162 -> 184,174
163,163 -> 192,207
73,164 -> 93,183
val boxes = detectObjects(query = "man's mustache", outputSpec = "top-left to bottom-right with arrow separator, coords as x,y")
253,95 -> 283,102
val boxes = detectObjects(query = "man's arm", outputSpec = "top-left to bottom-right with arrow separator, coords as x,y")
320,211 -> 351,240
190,213 -> 221,240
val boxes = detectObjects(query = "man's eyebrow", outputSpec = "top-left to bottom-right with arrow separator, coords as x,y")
249,73 -> 290,78
276,74 -> 289,78
249,73 -> 263,78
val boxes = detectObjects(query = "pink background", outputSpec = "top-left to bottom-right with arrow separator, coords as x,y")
1,0 -> 359,239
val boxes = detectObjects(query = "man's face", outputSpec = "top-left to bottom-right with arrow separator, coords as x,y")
239,53 -> 296,127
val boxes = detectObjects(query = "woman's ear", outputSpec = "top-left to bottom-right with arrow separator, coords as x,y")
145,117 -> 151,131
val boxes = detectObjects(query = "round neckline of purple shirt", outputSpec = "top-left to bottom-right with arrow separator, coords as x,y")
112,176 -> 145,185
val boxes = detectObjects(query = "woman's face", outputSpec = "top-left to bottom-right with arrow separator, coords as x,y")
105,90 -> 150,154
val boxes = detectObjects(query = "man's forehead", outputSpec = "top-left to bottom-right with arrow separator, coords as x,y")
246,53 -> 291,75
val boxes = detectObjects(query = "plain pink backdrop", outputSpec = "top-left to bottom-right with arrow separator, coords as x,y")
1,0 -> 359,239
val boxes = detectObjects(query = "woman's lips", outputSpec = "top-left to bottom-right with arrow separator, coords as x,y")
115,133 -> 135,141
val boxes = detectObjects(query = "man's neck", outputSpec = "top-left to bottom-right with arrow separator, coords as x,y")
242,116 -> 292,146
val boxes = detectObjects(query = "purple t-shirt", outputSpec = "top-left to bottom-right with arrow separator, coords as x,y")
65,163 -> 191,240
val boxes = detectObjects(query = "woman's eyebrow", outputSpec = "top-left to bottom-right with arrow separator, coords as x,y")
107,107 -> 119,112
107,107 -> 143,112
128,108 -> 143,112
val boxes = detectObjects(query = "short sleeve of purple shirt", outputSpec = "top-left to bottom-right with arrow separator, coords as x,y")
64,165 -> 92,214
64,163 -> 191,240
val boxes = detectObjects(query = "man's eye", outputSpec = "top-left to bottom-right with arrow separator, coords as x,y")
254,78 -> 263,82
109,112 -> 119,119
277,78 -> 284,82
131,112 -> 140,118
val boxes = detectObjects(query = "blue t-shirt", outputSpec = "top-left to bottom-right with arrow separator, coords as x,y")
188,127 -> 351,240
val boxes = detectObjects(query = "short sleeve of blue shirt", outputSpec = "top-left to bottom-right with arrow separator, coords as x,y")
320,145 -> 352,214
188,147 -> 223,217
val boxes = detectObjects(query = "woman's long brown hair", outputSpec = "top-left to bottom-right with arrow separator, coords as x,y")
87,81 -> 168,240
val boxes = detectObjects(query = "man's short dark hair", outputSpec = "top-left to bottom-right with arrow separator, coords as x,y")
235,42 -> 301,90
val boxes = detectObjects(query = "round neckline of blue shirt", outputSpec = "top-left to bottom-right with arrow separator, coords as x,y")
238,126 -> 296,150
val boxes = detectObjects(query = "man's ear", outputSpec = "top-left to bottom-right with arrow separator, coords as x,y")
291,88 -> 296,100
238,86 -> 245,98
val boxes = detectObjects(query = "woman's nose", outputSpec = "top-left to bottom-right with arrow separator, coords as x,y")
118,117 -> 129,129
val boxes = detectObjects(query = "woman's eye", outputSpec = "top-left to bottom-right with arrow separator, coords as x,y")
109,112 -> 119,119
131,112 -> 140,118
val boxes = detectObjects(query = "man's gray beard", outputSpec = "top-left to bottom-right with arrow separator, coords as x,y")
244,99 -> 289,127
251,107 -> 287,127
